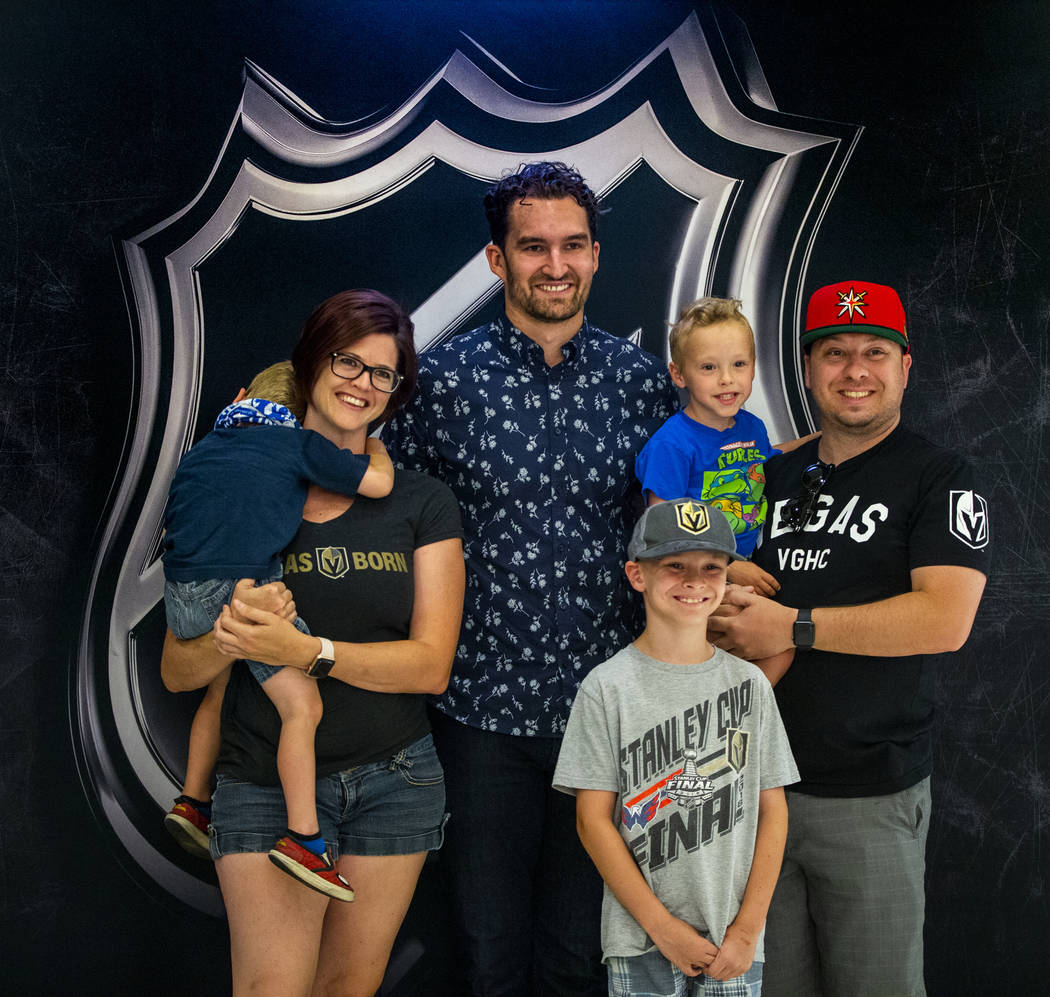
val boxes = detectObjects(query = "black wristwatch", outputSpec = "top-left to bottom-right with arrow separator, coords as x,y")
307,636 -> 336,679
792,609 -> 815,650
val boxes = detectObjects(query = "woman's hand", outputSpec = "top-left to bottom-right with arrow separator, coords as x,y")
160,577 -> 299,692
214,600 -> 318,670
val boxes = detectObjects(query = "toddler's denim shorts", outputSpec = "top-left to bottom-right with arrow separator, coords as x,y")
163,572 -> 307,684
210,733 -> 447,859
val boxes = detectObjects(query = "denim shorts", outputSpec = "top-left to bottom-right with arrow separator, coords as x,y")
165,576 -> 241,640
163,572 -> 307,684
210,733 -> 448,859
607,951 -> 763,997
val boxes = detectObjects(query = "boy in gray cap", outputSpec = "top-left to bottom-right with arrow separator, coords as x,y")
554,499 -> 798,996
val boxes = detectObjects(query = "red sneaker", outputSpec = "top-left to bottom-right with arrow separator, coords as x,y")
268,837 -> 355,902
164,798 -> 211,859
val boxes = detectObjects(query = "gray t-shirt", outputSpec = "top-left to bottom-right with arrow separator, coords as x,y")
553,644 -> 799,962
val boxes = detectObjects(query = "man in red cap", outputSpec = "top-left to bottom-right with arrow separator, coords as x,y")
710,280 -> 989,996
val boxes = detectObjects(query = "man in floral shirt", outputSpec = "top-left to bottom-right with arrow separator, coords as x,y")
386,162 -> 676,995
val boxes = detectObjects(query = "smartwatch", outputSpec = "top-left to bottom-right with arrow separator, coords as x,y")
307,636 -> 336,679
792,609 -> 815,650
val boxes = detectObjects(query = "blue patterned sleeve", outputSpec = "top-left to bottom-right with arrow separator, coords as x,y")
384,370 -> 440,476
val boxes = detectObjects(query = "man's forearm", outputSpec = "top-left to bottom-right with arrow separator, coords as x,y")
711,564 -> 986,660
811,571 -> 985,655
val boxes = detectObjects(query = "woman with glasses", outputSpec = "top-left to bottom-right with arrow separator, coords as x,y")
161,360 -> 397,893
162,289 -> 465,996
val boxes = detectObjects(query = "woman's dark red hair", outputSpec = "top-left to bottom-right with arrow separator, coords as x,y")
291,289 -> 418,426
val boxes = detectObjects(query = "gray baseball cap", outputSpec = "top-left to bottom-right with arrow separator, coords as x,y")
628,499 -> 741,562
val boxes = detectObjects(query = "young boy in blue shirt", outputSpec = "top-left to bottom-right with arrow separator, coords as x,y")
636,297 -> 814,597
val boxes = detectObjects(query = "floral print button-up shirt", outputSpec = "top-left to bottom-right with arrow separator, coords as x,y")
385,315 -> 677,736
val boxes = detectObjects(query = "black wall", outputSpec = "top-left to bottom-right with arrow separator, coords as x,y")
1,1 -> 1046,992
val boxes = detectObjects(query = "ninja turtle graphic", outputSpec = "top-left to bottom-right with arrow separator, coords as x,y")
704,462 -> 768,535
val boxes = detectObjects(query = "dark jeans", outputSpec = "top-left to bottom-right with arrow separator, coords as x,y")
429,707 -> 605,997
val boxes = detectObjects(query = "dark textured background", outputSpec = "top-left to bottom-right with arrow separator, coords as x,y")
1,1 -> 1046,992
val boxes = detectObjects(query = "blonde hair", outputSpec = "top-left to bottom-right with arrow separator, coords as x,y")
669,297 -> 755,368
245,361 -> 306,422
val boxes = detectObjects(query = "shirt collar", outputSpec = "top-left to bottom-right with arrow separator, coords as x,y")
489,313 -> 591,369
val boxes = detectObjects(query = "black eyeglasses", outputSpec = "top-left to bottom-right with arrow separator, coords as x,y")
330,353 -> 402,394
783,460 -> 835,532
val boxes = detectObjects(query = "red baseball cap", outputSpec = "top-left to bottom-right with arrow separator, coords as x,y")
802,280 -> 909,352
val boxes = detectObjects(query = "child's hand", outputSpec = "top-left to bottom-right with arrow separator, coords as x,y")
703,922 -> 758,981
727,559 -> 779,597
650,915 -> 719,977
230,578 -> 297,623
364,437 -> 389,456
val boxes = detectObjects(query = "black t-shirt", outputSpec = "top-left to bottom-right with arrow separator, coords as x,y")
217,469 -> 462,785
753,427 -> 990,796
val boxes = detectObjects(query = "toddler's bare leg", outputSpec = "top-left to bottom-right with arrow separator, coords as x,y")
261,667 -> 324,833
182,665 -> 231,800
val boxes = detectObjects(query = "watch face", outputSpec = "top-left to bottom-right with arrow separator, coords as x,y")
793,621 -> 815,648
309,657 -> 335,678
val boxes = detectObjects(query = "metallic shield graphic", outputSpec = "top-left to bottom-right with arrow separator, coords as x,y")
74,8 -> 860,911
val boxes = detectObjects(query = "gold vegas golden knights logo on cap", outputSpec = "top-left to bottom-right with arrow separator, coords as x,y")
674,500 -> 711,536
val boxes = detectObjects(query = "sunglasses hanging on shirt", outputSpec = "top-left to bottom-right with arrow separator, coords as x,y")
783,460 -> 835,532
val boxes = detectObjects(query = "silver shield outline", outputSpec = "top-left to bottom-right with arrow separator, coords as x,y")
74,8 -> 860,911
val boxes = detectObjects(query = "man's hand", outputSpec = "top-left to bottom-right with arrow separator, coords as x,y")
712,565 -> 988,660
727,559 -> 780,597
704,922 -> 758,981
649,915 -> 719,978
708,586 -> 796,661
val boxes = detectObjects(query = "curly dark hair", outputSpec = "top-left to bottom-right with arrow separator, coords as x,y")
484,162 -> 601,249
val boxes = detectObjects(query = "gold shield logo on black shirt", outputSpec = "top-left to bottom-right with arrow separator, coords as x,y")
316,545 -> 349,579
